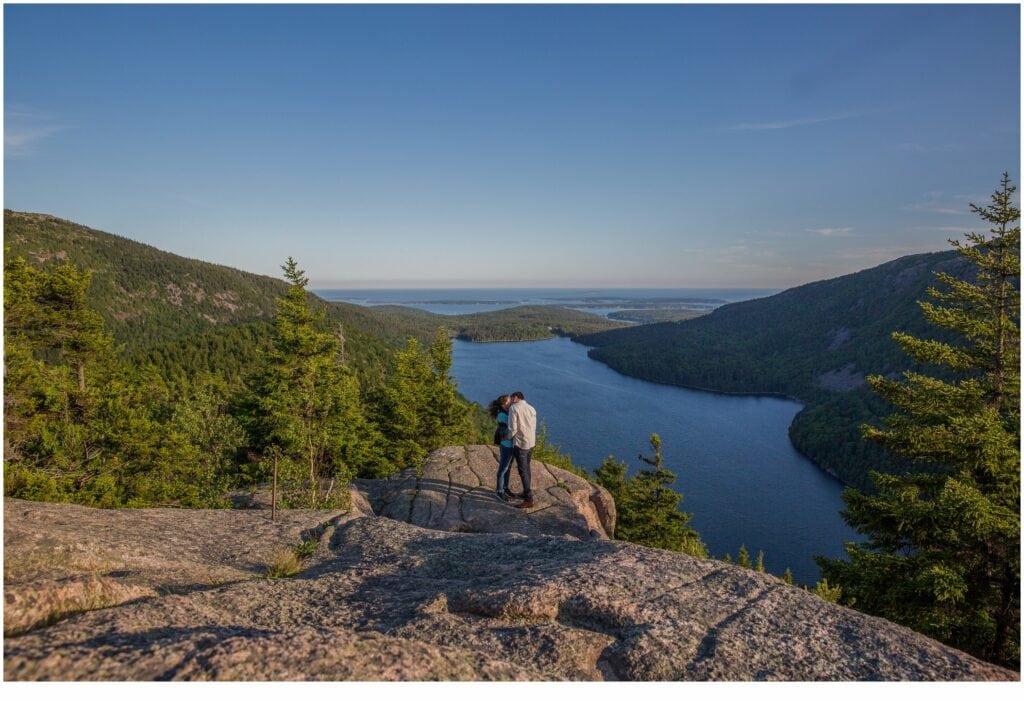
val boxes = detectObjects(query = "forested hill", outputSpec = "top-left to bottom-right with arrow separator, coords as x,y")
577,249 -> 973,490
3,210 -> 623,383
2,210 -> 411,382
4,210 -> 288,348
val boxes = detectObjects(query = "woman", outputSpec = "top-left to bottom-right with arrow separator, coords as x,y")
487,394 -> 516,503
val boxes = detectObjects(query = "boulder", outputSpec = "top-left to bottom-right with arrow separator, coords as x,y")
357,445 -> 616,540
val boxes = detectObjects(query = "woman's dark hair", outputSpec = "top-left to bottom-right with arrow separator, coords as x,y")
487,394 -> 511,418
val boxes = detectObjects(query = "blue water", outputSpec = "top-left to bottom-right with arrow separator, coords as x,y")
314,287 -> 777,317
451,336 -> 858,586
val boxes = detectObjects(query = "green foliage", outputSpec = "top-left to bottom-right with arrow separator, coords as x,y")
451,305 -> 626,341
594,435 -> 707,558
4,255 -> 228,508
3,211 -> 287,352
813,578 -> 844,604
368,330 -> 474,477
245,258 -> 383,507
719,545 -> 767,572
169,374 -> 247,490
293,539 -> 319,559
782,568 -> 794,585
1,211 -> 430,385
607,308 -> 706,323
4,211 -> 619,512
817,174 -> 1020,669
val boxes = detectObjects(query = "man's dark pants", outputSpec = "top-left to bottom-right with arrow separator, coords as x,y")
513,446 -> 533,499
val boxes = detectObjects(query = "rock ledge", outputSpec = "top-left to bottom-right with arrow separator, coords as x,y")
3,447 -> 1016,681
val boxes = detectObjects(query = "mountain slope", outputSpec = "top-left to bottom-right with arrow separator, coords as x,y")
577,250 -> 974,490
3,210 -> 623,380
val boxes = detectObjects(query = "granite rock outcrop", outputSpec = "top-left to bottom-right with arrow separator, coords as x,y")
4,447 -> 1016,681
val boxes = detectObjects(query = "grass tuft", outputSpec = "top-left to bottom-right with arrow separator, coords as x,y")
265,550 -> 301,579
293,538 -> 318,559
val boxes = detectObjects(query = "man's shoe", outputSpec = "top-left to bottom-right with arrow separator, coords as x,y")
517,500 -> 535,509
496,491 -> 510,503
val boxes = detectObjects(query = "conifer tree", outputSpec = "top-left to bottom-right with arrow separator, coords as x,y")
736,545 -> 751,569
249,258 -> 379,506
425,328 -> 471,449
817,174 -> 1020,668
376,337 -> 434,472
373,329 -> 471,475
3,256 -> 219,507
595,434 -> 707,557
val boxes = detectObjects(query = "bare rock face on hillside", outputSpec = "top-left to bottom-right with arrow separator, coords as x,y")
3,448 -> 1016,682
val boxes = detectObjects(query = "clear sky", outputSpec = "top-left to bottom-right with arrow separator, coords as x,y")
3,2 -> 1020,288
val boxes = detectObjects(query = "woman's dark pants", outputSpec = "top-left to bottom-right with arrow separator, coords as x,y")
497,445 -> 514,493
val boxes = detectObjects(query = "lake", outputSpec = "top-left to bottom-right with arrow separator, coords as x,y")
451,336 -> 859,586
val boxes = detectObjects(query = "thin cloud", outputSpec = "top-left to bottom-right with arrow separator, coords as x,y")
806,227 -> 854,237
4,106 -> 66,157
902,191 -> 983,216
728,113 -> 858,131
907,225 -> 974,233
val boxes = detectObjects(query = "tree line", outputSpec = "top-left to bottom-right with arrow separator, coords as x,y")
3,254 -> 476,509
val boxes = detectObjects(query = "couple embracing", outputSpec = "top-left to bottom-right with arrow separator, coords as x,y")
487,392 -> 537,509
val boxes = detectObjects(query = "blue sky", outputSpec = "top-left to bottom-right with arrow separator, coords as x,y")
3,3 -> 1020,288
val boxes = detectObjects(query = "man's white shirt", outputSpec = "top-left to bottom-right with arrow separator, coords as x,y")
507,400 -> 537,450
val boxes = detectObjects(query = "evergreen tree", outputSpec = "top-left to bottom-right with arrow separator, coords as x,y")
372,328 -> 471,476
248,258 -> 381,506
736,545 -> 751,569
374,337 -> 434,472
3,256 -> 220,507
425,328 -> 472,449
817,174 -> 1020,668
170,374 -> 247,492
595,434 -> 708,557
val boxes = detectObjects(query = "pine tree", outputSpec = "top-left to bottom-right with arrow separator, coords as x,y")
375,337 -> 434,472
4,256 -> 220,507
249,258 -> 379,507
817,174 -> 1020,668
373,328 -> 471,475
595,434 -> 707,557
736,545 -> 751,569
425,328 -> 471,449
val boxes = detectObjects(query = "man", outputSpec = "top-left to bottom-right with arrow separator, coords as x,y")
507,390 -> 537,509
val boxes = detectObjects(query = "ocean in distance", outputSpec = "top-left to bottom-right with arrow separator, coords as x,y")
314,287 -> 778,317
